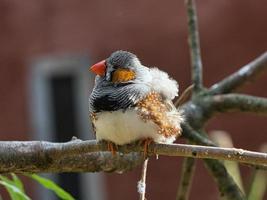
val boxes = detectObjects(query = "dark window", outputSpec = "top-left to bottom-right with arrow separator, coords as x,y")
50,76 -> 81,200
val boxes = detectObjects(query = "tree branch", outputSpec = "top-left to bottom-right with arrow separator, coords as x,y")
209,52 -> 267,95
181,123 -> 215,146
185,0 -> 203,92
176,157 -> 196,200
182,126 -> 245,200
0,140 -> 266,173
181,94 -> 267,130
0,140 -> 143,173
204,159 -> 245,199
210,131 -> 245,192
204,94 -> 267,116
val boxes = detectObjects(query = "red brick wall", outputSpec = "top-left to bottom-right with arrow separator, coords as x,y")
0,1 -> 266,199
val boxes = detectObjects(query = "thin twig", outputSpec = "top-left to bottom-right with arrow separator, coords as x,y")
209,52 -> 267,95
138,158 -> 149,200
150,143 -> 267,166
175,84 -> 194,107
185,0 -> 203,93
176,157 -> 195,200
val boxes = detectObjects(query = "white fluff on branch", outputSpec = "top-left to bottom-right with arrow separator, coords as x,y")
137,180 -> 146,194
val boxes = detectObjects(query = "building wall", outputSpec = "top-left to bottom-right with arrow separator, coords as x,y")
0,1 -> 266,199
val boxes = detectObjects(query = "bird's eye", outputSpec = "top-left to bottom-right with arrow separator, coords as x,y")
111,68 -> 136,83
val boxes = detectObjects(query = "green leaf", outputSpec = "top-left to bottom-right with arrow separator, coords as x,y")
248,170 -> 267,200
11,174 -> 25,192
28,174 -> 75,200
0,175 -> 23,200
0,180 -> 31,200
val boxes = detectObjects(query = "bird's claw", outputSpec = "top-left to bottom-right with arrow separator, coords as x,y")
107,141 -> 117,156
140,138 -> 153,159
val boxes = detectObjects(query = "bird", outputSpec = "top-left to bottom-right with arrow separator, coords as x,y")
89,50 -> 183,155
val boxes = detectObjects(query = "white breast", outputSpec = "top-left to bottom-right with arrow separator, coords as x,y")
94,109 -> 176,145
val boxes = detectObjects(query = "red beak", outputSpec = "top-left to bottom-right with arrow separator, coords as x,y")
90,60 -> 106,76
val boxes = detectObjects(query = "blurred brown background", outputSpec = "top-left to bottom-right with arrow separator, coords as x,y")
0,0 -> 266,199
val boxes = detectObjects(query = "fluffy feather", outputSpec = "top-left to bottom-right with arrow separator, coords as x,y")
149,68 -> 178,100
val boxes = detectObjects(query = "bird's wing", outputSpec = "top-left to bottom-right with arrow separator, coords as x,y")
89,82 -> 150,113
136,92 -> 183,138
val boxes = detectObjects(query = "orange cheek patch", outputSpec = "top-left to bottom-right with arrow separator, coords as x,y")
112,68 -> 136,83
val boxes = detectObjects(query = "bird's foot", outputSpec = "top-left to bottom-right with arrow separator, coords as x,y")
140,138 -> 153,158
107,141 -> 117,156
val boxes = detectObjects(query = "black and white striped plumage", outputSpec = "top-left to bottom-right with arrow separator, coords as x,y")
89,50 -> 183,145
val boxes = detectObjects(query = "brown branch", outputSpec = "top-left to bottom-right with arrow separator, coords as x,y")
185,0 -> 203,93
53,152 -> 143,173
0,140 -> 266,174
0,140 -> 143,173
209,52 -> 267,95
2,151 -> 143,174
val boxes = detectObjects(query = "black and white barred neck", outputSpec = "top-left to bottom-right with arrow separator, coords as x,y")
89,50 -> 179,113
89,81 -> 150,113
